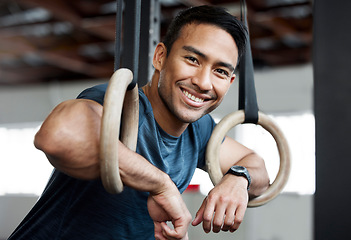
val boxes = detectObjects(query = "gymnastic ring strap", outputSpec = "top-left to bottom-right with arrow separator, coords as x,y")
100,68 -> 139,194
205,110 -> 291,207
115,0 -> 141,90
239,0 -> 259,124
113,0 -> 123,72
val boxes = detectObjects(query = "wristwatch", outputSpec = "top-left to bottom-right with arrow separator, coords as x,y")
226,166 -> 251,190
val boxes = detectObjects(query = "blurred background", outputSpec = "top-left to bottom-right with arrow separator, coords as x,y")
0,0 -> 314,239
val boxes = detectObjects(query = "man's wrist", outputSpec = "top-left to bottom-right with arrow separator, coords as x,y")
225,166 -> 251,190
150,173 -> 175,196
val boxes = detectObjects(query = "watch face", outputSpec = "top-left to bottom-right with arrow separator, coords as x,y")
228,166 -> 251,190
231,166 -> 245,172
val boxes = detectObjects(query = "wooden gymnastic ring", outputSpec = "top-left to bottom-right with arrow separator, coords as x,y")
206,110 -> 290,207
100,68 -> 139,194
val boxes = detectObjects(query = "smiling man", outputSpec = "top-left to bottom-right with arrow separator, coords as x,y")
9,5 -> 269,240
145,23 -> 239,134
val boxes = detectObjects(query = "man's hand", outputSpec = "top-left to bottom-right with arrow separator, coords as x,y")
191,174 -> 249,233
147,181 -> 191,240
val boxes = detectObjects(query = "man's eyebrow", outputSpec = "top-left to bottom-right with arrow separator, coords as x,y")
182,45 -> 235,73
218,61 -> 235,73
182,46 -> 206,58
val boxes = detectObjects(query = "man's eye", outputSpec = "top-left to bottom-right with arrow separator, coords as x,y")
215,69 -> 229,77
185,56 -> 198,64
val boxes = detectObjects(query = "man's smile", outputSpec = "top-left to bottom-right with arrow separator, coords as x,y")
182,89 -> 204,103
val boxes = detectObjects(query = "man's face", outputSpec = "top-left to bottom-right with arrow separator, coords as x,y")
155,23 -> 238,123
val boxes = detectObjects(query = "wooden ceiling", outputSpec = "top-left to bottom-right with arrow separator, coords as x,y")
0,0 -> 312,85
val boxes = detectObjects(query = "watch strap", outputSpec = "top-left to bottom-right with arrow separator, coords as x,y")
226,165 -> 251,190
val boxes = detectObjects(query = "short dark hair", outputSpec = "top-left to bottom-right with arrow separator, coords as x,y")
162,5 -> 247,64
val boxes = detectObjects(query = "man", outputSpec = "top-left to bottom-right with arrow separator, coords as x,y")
9,5 -> 269,240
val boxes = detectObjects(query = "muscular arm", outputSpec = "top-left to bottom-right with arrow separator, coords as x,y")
192,136 -> 269,233
35,99 -> 191,239
35,99 -> 165,188
34,99 -> 102,179
219,136 -> 270,198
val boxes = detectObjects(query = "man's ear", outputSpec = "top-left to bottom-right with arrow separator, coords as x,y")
153,43 -> 167,71
230,73 -> 236,85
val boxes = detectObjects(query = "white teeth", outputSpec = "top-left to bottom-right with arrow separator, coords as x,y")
182,90 -> 204,103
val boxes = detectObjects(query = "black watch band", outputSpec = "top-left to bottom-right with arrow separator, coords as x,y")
226,166 -> 251,190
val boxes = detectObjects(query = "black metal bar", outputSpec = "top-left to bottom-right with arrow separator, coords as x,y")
314,0 -> 351,239
138,0 -> 160,87
239,0 -> 259,124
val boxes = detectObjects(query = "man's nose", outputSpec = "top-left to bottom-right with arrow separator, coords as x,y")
192,68 -> 213,91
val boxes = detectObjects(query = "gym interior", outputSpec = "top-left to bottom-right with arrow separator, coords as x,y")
1,0 -> 350,239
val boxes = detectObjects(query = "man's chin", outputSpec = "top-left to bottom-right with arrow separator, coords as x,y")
176,111 -> 207,123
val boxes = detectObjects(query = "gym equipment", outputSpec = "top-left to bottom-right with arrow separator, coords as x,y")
100,68 -> 139,194
205,111 -> 290,207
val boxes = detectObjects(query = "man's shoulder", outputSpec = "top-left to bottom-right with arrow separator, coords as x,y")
76,84 -> 147,108
190,114 -> 216,140
76,83 -> 108,105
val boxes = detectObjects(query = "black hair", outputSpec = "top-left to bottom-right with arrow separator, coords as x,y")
162,5 -> 247,63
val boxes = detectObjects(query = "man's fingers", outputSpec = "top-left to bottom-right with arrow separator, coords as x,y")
154,222 -> 167,240
221,205 -> 236,232
191,199 -> 206,226
192,192 -> 248,234
160,222 -> 188,240
201,197 -> 215,233
212,204 -> 226,233
191,213 -> 202,226
230,205 -> 245,232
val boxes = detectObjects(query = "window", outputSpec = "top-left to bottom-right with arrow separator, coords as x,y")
0,122 -> 53,196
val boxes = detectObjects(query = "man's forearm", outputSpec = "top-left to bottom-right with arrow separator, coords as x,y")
218,137 -> 270,198
234,153 -> 270,198
118,141 -> 173,194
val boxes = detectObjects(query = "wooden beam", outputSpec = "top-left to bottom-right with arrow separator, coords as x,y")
37,50 -> 112,77
0,66 -> 63,84
17,0 -> 115,40
18,0 -> 81,25
81,16 -> 116,40
177,0 -> 212,7
0,36 -> 112,80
